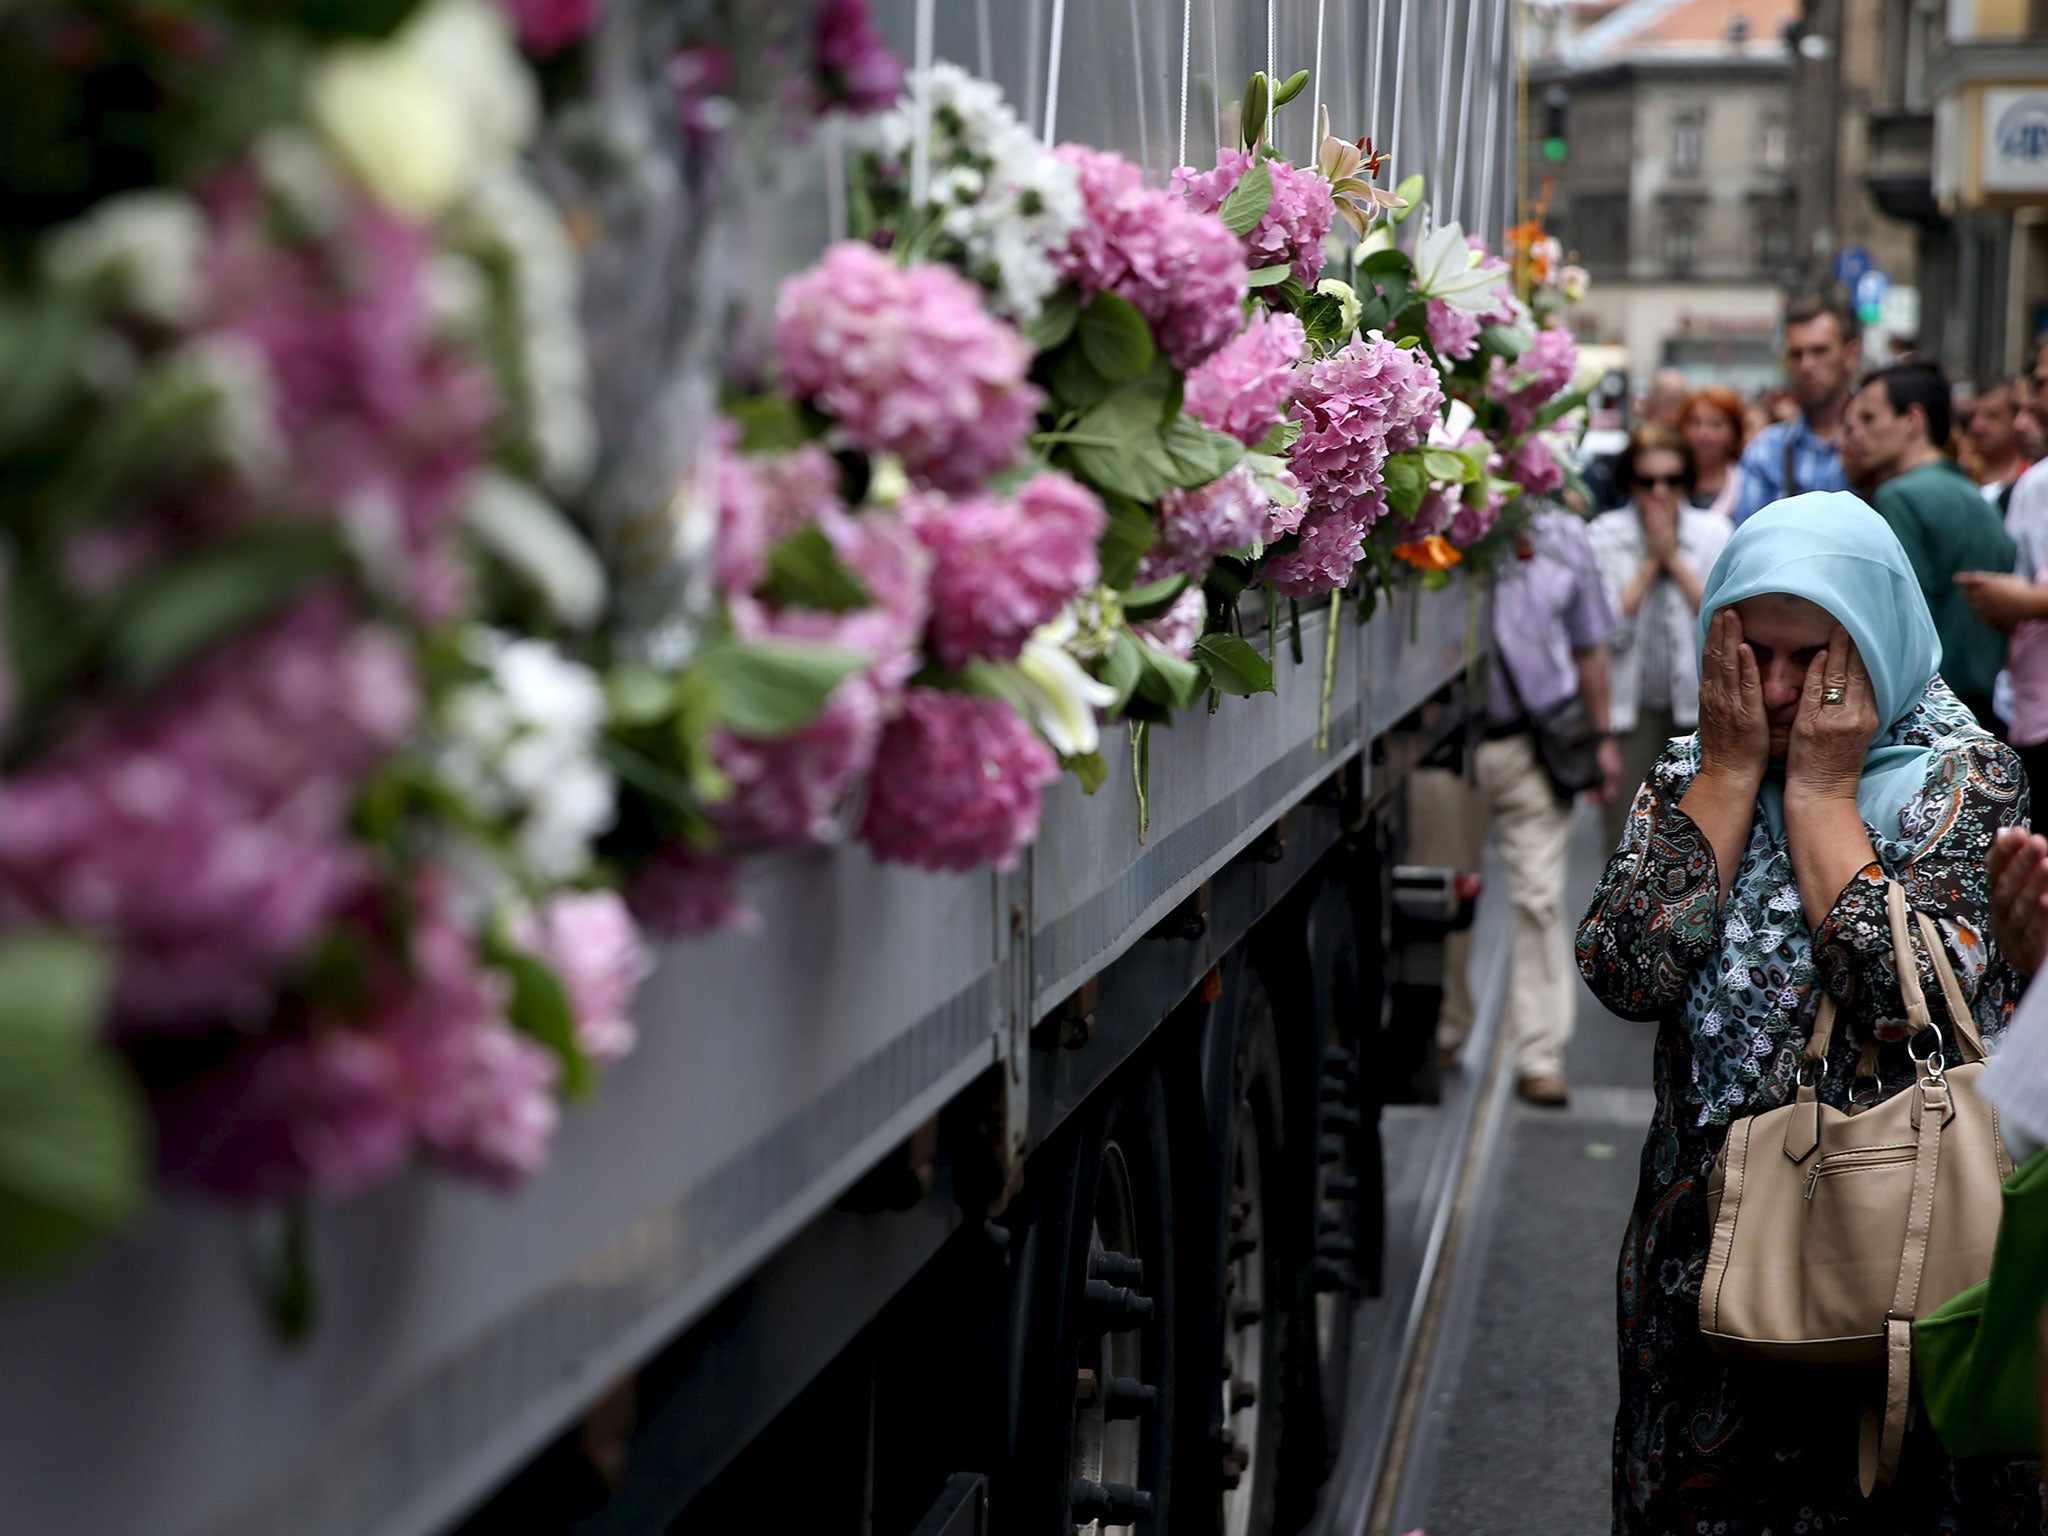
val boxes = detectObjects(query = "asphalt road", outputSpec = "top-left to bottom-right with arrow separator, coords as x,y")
1394,805 -> 1655,1536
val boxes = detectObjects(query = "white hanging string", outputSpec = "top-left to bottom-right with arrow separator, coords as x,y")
1208,0 -> 1220,150
909,0 -> 936,206
1389,0 -> 1412,204
1368,0 -> 1388,144
1309,0 -> 1327,165
1449,0 -> 1485,224
1128,0 -> 1151,176
1265,0 -> 1276,146
1178,0 -> 1193,168
825,117 -> 848,242
1433,0 -> 1462,221
1475,0 -> 1511,245
976,0 -> 993,83
1042,0 -> 1068,146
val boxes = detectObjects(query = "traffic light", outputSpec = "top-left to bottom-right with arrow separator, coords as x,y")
1542,86 -> 1568,163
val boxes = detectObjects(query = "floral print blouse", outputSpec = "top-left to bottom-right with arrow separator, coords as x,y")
1576,681 -> 2041,1534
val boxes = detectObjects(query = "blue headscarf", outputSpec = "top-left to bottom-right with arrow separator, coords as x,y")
1696,492 -> 1943,837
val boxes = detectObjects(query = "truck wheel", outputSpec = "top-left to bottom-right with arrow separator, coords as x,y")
1214,973 -> 1294,1536
999,1061 -> 1179,1536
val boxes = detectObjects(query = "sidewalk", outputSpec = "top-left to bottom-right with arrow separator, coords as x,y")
1392,804 -> 1654,1535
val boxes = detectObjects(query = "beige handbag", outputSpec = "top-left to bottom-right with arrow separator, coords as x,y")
1699,881 -> 2013,1494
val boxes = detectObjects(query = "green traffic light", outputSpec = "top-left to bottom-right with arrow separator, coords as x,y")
1543,137 -> 1568,163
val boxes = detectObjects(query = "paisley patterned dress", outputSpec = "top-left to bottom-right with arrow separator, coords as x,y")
1575,682 -> 2043,1534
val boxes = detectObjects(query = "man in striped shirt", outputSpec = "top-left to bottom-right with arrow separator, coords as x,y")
1731,294 -> 1859,524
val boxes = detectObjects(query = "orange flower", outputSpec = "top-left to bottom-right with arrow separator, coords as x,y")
1393,535 -> 1463,571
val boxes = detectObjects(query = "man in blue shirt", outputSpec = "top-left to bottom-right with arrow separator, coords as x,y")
1731,294 -> 1860,523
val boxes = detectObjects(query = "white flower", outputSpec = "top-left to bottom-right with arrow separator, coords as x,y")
43,190 -> 206,326
251,128 -> 350,237
309,0 -> 536,220
1411,215 -> 1511,313
464,471 -> 608,628
1558,264 -> 1590,303
1429,398 -> 1477,449
437,629 -> 616,888
1007,629 -> 1119,758
168,335 -> 283,484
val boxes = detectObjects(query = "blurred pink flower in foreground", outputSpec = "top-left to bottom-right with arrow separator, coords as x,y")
497,0 -> 602,56
513,889 -> 653,1067
812,0 -> 903,115
0,593 -> 416,1032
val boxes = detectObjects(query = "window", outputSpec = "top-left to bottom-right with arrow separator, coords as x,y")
1671,110 -> 1705,176
1758,215 -> 1794,273
1574,194 -> 1631,276
1663,211 -> 1698,275
1760,117 -> 1789,172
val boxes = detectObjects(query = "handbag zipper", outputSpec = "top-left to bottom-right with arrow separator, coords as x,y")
1803,1146 -> 1917,1200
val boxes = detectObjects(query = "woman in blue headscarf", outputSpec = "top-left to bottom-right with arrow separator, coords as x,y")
1576,493 -> 2040,1532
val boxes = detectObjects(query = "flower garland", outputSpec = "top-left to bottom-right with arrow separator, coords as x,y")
0,19 -> 1591,1294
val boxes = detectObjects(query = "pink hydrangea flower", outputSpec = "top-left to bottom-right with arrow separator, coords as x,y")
1056,145 -> 1250,371
1506,433 -> 1565,499
1262,463 -> 1307,541
497,0 -> 602,56
1448,487 -> 1505,547
1174,149 -> 1334,287
1288,335 -> 1446,526
1409,486 -> 1463,540
156,1027 -> 415,1201
1261,504 -> 1375,597
204,176 -> 494,623
0,594 -> 416,1031
1184,310 -> 1307,446
1426,299 -> 1483,363
1489,325 -> 1578,435
512,890 -> 653,1067
629,846 -> 758,937
1139,464 -> 1270,581
390,912 -> 559,1191
861,689 -> 1059,872
813,0 -> 903,114
713,427 -> 770,599
775,242 -> 1040,494
1133,586 -> 1207,660
905,472 -> 1104,669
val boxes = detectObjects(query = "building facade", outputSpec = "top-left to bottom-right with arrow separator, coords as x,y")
1524,0 -> 1804,392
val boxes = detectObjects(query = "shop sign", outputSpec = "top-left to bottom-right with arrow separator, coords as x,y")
1983,89 -> 2048,193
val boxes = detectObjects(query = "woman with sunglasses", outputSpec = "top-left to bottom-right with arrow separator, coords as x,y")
1589,423 -> 1733,847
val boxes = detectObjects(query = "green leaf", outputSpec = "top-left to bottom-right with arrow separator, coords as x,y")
1388,173 -> 1426,223
758,525 -> 871,613
1023,285 -> 1083,351
1423,448 -> 1480,484
1274,275 -> 1308,310
1297,292 -> 1346,343
1382,454 -> 1428,518
1048,345 -> 1114,414
1096,492 -> 1158,589
1076,292 -> 1156,384
605,665 -> 676,728
0,933 -> 146,1277
1066,750 -> 1109,794
1534,386 -> 1592,431
1160,415 -> 1247,489
1218,160 -> 1275,238
1122,574 -> 1193,622
1478,323 -> 1530,362
1101,630 -> 1147,713
1254,418 -> 1304,456
1246,264 -> 1293,289
497,948 -> 593,1100
724,391 -> 814,453
1273,68 -> 1310,107
1135,640 -> 1206,710
1194,632 -> 1276,696
0,292 -> 90,457
1359,249 -> 1416,282
709,639 -> 868,740
104,530 -> 341,692
1069,377 -> 1184,503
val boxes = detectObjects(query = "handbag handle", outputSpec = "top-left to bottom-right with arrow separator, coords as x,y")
1785,881 -> 1984,1161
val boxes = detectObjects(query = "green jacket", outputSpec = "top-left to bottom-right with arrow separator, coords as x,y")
1871,460 -> 2017,702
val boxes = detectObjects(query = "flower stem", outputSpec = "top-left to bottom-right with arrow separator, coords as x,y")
1129,720 -> 1151,841
1317,592 -> 1341,751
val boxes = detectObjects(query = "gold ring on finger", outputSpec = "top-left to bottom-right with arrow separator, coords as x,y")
1822,685 -> 1847,706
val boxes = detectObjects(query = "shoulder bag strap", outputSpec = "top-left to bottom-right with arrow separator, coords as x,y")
1782,425 -> 1801,500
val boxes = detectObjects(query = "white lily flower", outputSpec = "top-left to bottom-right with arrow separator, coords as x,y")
1411,215 -> 1512,314
1010,632 -> 1119,758
1429,398 -> 1477,449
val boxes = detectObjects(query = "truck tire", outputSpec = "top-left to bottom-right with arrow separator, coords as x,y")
997,1057 -> 1181,1536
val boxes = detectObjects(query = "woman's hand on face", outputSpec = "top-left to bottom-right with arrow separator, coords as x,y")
1988,826 -> 2048,978
1640,497 -> 1679,566
1784,626 -> 1879,805
1695,609 -> 1769,788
